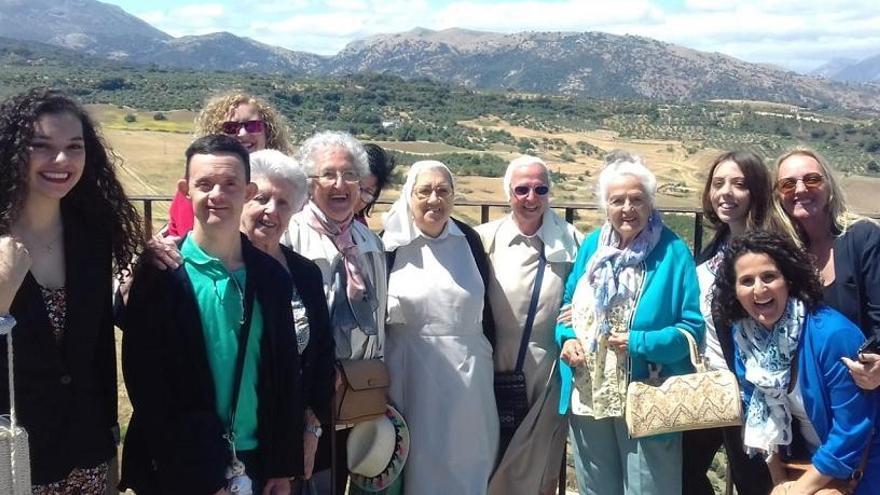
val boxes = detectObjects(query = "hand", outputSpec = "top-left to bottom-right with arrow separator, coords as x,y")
148,234 -> 182,270
842,354 -> 880,390
607,332 -> 629,355
303,431 -> 319,479
769,481 -> 796,495
263,477 -> 291,495
0,235 -> 32,314
560,339 -> 586,367
557,304 -> 572,325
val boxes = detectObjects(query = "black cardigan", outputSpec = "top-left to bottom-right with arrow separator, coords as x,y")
1,208 -> 117,484
824,220 -> 880,340
120,235 -> 304,495
280,244 -> 335,424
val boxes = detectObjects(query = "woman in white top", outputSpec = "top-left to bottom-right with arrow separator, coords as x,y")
382,160 -> 498,495
682,150 -> 795,495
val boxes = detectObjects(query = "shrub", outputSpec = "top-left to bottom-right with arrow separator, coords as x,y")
124,113 -> 137,123
153,112 -> 167,121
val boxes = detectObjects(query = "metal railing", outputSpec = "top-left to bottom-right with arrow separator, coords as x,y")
131,195 -> 706,255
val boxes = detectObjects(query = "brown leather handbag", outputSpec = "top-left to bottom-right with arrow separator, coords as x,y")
334,359 -> 390,425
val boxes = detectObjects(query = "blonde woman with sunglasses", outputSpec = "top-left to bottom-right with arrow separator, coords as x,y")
775,148 -> 880,390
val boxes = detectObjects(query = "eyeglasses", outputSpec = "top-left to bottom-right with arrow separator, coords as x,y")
413,186 -> 453,200
775,173 -> 824,196
513,185 -> 550,197
310,170 -> 360,186
221,120 -> 266,135
360,187 -> 378,202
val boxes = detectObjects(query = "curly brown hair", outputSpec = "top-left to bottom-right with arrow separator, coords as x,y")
0,88 -> 144,275
711,230 -> 823,332
193,92 -> 293,154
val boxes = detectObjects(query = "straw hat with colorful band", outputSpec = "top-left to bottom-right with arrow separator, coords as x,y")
348,405 -> 409,492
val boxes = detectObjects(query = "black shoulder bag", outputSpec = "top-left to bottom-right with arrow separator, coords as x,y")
223,276 -> 257,493
494,244 -> 546,452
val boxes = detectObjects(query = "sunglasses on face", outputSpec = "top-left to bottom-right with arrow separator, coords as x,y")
221,120 -> 266,135
513,185 -> 550,197
775,173 -> 824,196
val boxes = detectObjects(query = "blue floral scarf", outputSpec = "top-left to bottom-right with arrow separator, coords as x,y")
733,298 -> 805,458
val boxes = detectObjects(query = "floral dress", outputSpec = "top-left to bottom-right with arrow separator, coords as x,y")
31,286 -> 109,495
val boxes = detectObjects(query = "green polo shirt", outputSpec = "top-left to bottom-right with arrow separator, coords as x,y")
181,234 -> 263,451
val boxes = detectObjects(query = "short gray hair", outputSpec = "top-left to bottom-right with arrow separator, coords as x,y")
503,155 -> 551,200
596,150 -> 656,212
297,131 -> 369,178
249,149 -> 309,211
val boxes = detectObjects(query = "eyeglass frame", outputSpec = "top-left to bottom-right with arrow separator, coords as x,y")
309,169 -> 361,186
220,120 -> 266,135
775,173 -> 825,196
512,184 -> 550,198
412,185 -> 453,200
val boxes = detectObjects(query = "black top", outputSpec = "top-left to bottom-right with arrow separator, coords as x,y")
1,207 -> 117,484
823,219 -> 880,340
120,234 -> 304,495
280,244 -> 335,424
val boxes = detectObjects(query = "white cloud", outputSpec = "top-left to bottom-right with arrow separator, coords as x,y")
126,0 -> 880,72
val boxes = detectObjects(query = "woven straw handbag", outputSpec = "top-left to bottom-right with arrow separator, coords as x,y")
0,324 -> 32,494
625,328 -> 743,438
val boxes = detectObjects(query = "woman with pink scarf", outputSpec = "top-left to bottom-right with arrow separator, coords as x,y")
282,131 -> 387,494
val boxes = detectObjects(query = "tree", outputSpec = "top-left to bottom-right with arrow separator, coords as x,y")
153,112 -> 167,121
124,113 -> 137,123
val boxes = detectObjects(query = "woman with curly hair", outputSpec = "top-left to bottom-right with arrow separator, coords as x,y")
712,230 -> 880,495
0,88 -> 143,493
774,148 -> 880,390
683,151 -> 794,495
165,91 -> 293,237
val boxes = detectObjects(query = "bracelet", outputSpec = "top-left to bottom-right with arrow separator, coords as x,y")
0,314 -> 16,336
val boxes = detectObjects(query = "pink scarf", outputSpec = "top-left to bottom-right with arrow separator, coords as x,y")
303,201 -> 367,301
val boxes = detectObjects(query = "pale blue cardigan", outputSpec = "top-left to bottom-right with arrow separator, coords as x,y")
555,225 -> 704,415
734,306 -> 880,490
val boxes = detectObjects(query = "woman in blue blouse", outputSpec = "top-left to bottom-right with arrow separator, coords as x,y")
555,150 -> 703,495
713,230 -> 879,495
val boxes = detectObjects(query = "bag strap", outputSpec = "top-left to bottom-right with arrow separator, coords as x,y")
225,275 -> 257,452
675,328 -> 706,373
514,244 -> 546,373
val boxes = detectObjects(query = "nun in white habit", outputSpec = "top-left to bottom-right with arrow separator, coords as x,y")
382,160 -> 499,495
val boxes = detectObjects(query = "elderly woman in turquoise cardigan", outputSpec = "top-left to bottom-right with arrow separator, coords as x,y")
712,230 -> 879,495
555,151 -> 703,495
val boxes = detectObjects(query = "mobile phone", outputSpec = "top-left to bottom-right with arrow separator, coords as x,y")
857,335 -> 880,357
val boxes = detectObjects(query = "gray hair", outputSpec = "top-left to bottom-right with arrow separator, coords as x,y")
596,150 -> 657,212
297,130 -> 370,178
503,155 -> 551,200
249,149 -> 309,211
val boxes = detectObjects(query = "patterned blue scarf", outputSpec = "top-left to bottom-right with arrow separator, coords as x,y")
733,298 -> 805,458
585,210 -> 663,344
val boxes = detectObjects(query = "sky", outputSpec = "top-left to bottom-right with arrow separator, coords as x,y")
101,0 -> 880,73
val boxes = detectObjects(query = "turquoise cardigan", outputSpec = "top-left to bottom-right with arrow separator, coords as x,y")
555,225 -> 704,415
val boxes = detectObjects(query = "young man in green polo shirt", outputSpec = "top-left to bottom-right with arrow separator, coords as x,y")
121,135 -> 304,495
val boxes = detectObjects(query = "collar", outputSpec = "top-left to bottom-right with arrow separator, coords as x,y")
181,233 -> 234,280
418,219 -> 464,241
494,210 -> 579,263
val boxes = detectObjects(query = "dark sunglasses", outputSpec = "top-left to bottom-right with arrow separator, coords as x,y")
221,120 -> 266,135
775,173 -> 824,196
513,185 -> 550,197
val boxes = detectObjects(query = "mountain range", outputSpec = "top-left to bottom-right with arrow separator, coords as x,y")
1,0 -> 879,112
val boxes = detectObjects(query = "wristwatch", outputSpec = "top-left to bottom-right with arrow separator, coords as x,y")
305,423 -> 323,439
